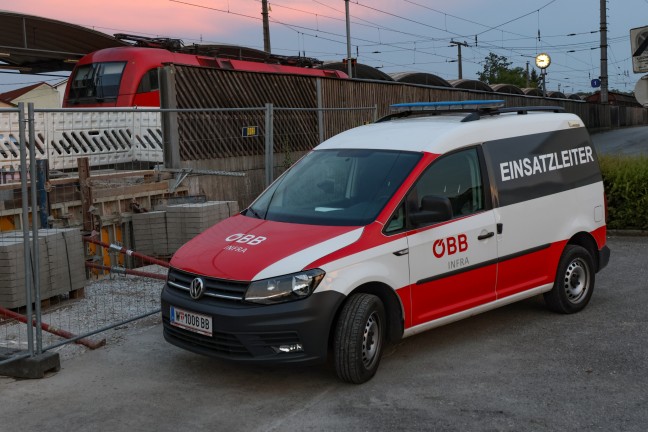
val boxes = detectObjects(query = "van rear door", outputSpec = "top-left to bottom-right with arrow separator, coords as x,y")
481,128 -> 604,299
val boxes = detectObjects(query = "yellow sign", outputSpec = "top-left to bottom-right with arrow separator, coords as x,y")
242,126 -> 258,137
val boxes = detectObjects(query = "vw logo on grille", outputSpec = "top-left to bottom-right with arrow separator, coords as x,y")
189,278 -> 205,300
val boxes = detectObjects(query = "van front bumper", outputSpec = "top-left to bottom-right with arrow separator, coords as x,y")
161,284 -> 345,365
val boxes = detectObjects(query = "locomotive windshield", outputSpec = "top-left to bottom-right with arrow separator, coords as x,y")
66,62 -> 126,104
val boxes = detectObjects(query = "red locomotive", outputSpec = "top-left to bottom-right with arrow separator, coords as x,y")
63,34 -> 347,107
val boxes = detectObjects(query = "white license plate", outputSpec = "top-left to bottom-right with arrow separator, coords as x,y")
170,306 -> 213,336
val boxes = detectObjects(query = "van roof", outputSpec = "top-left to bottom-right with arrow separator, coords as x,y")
317,110 -> 586,154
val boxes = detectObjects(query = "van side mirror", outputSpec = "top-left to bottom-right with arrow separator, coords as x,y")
410,195 -> 453,226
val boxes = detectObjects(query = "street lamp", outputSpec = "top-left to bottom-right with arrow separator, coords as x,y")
535,53 -> 551,97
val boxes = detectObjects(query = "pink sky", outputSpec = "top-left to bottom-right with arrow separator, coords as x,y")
11,1 -> 267,41
7,0 -> 419,44
2,1 -> 646,93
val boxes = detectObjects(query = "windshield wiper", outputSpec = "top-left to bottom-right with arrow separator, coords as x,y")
245,207 -> 264,219
94,64 -> 105,101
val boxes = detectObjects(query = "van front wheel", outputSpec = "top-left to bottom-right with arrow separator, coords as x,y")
544,245 -> 595,314
333,293 -> 385,384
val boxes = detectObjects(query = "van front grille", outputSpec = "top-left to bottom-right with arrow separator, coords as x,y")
167,268 -> 248,302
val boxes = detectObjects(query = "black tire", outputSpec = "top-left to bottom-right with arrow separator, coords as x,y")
333,293 -> 386,384
544,245 -> 595,314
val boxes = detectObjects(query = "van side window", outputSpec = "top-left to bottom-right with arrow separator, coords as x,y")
409,148 -> 484,221
385,203 -> 406,233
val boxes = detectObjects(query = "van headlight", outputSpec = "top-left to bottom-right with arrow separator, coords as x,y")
245,269 -> 325,305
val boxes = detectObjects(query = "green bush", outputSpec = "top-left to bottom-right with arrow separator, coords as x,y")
599,155 -> 648,230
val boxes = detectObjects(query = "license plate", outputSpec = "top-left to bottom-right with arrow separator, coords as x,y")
170,306 -> 213,336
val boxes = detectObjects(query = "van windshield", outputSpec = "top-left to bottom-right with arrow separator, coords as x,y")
245,149 -> 421,226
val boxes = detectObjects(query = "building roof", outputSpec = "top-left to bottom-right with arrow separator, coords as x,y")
319,62 -> 394,81
0,81 -> 51,104
389,72 -> 452,88
449,79 -> 494,92
547,91 -> 567,99
585,91 -> 640,107
522,88 -> 543,96
490,83 -> 524,95
0,10 -> 127,73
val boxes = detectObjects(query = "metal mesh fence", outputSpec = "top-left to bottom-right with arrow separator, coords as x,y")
0,105 -> 167,368
1,262 -> 164,360
0,103 -> 375,371
177,108 -> 267,160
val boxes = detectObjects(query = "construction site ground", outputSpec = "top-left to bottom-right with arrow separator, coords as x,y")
0,235 -> 646,432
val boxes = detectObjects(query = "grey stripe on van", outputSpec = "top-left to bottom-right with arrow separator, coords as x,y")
481,128 -> 602,207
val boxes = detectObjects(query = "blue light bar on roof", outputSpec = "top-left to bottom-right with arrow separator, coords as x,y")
390,100 -> 506,111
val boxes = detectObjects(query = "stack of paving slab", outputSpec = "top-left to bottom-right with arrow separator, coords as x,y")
0,232 -> 50,309
132,211 -> 169,256
41,229 -> 86,299
0,229 -> 85,308
165,201 -> 239,252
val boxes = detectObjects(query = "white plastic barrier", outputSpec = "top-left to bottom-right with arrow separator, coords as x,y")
0,110 -> 163,173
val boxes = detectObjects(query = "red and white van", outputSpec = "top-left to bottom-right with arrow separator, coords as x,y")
161,101 -> 610,383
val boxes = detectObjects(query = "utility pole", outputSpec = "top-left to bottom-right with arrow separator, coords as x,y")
345,0 -> 353,78
600,0 -> 609,103
262,0 -> 271,54
450,40 -> 469,79
526,61 -> 530,88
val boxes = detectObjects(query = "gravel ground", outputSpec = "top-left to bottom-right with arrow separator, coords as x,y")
0,264 -> 166,361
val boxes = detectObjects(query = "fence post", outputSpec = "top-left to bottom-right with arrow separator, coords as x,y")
36,159 -> 49,229
265,103 -> 274,187
160,65 -> 181,169
373,104 -> 378,123
317,78 -> 324,143
28,103 -> 43,354
78,157 -> 93,233
18,102 -> 34,357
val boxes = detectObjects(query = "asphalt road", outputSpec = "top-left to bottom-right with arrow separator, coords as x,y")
1,236 -> 646,432
591,125 -> 648,156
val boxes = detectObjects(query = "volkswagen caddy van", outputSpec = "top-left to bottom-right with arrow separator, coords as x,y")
162,100 -> 610,384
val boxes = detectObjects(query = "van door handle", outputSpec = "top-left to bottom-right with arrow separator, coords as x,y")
478,231 -> 494,240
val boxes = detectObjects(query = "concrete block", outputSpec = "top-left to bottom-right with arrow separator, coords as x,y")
0,348 -> 61,379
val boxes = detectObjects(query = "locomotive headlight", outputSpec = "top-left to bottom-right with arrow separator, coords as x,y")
245,269 -> 325,304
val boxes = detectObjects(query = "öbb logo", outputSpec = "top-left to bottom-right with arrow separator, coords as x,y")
225,233 -> 267,246
433,234 -> 468,258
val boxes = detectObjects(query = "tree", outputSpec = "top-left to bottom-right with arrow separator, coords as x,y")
530,69 -> 539,86
477,52 -> 539,88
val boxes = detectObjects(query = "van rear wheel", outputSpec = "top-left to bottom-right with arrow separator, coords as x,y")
333,293 -> 385,384
544,245 -> 595,314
